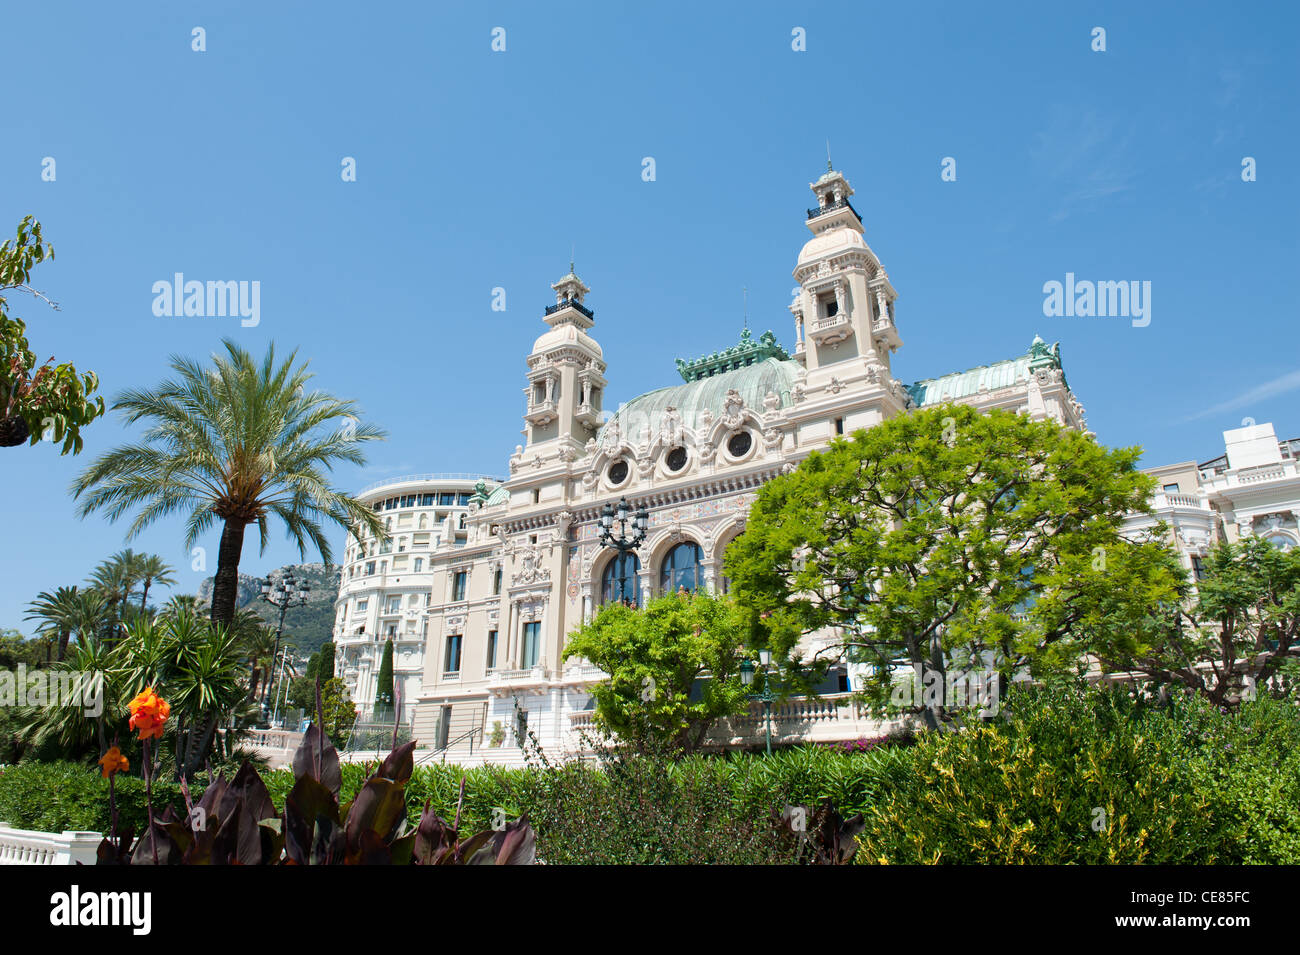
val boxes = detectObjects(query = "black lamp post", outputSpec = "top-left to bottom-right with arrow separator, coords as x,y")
597,497 -> 648,605
259,566 -> 311,716
740,648 -> 776,755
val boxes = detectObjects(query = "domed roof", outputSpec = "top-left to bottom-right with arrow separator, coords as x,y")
532,322 -> 602,359
796,227 -> 869,269
597,357 -> 799,441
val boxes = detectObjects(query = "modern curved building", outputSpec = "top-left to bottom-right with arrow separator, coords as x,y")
337,165 -> 1089,762
332,475 -> 504,723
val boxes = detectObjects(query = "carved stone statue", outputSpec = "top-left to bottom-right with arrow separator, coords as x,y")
659,406 -> 684,446
722,389 -> 746,430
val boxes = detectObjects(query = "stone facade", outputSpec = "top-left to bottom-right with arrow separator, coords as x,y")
333,166 -> 1090,762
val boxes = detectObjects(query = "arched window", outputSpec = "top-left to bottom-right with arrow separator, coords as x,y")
601,552 -> 641,606
1266,534 -> 1295,551
660,541 -> 704,594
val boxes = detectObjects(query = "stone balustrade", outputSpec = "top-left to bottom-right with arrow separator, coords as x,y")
0,824 -> 102,865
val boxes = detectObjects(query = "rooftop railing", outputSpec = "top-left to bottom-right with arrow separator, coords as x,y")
806,197 -> 862,221
544,298 -> 595,319
359,473 -> 505,495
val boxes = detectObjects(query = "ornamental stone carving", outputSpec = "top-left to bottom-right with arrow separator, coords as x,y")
659,406 -> 684,447
513,546 -> 551,586
722,389 -> 746,429
601,420 -> 621,453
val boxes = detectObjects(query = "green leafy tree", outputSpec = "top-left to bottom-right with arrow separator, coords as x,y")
0,628 -> 49,668
374,638 -> 395,710
1083,535 -> 1300,707
318,677 -> 356,746
0,216 -> 104,452
70,339 -> 387,631
725,404 -> 1159,729
562,591 -> 752,752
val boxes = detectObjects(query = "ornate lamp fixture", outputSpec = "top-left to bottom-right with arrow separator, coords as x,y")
598,496 -> 648,554
259,566 -> 311,720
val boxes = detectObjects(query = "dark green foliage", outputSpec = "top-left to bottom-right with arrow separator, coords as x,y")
315,641 -> 335,680
0,628 -> 50,668
9,687 -> 1300,863
0,761 -> 182,835
96,726 -> 534,865
857,683 -> 1300,864
374,639 -> 394,709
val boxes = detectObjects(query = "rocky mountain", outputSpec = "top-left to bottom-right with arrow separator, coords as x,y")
196,563 -> 341,654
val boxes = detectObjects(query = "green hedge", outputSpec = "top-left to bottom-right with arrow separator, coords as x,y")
0,761 -> 182,836
4,686 -> 1298,863
856,685 -> 1300,864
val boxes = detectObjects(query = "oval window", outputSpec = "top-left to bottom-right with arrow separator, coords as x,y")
666,446 -> 688,472
726,431 -> 752,458
607,460 -> 629,485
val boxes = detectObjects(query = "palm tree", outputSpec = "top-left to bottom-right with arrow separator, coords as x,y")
240,620 -> 278,705
135,553 -> 177,613
71,339 -> 386,631
25,585 -> 81,660
66,588 -> 114,651
160,594 -> 203,618
87,550 -> 142,639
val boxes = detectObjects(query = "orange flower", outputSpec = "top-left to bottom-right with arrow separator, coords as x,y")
127,687 -> 171,740
99,745 -> 129,778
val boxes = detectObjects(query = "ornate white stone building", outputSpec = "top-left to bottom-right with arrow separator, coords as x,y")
1127,421 -> 1300,579
333,166 -> 1090,762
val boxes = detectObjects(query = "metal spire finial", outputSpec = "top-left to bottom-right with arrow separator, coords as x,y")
826,139 -> 833,172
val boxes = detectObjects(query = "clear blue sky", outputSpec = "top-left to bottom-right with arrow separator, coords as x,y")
3,1 -> 1297,629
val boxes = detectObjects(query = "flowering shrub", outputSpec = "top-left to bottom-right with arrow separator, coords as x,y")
96,724 -> 535,865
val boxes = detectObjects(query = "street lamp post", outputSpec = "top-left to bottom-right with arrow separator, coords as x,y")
271,646 -> 299,728
259,566 -> 310,718
597,497 -> 648,605
740,648 -> 776,756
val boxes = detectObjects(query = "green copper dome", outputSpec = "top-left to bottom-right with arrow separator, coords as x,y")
599,356 -> 800,440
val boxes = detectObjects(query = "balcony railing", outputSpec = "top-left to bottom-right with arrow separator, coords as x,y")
489,666 -> 550,689
358,473 -> 506,495
544,298 -> 594,319
806,197 -> 861,221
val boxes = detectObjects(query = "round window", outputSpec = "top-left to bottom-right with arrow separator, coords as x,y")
726,431 -> 753,458
665,446 -> 688,472
607,460 -> 629,485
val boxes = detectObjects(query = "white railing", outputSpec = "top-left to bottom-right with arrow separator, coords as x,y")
246,728 -> 304,751
0,825 -> 102,865
359,473 -> 506,495
1153,491 -> 1208,510
489,666 -> 550,686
